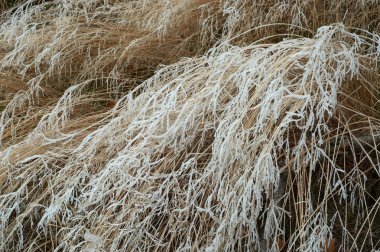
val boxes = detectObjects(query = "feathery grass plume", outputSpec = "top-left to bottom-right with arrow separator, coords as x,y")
1,23 -> 380,251
1,0 -> 379,147
0,0 -> 221,147
1,0 -> 380,251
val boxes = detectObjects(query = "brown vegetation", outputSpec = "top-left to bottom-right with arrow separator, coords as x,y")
0,0 -> 380,251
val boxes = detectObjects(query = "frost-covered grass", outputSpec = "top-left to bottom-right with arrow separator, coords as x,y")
1,0 -> 380,251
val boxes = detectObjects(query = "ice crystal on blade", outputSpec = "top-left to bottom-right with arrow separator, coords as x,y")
0,0 -> 380,251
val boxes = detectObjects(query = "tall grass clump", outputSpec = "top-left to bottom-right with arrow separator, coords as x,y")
1,0 -> 380,251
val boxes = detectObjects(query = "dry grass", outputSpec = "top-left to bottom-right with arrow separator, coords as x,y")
0,1 -> 380,251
